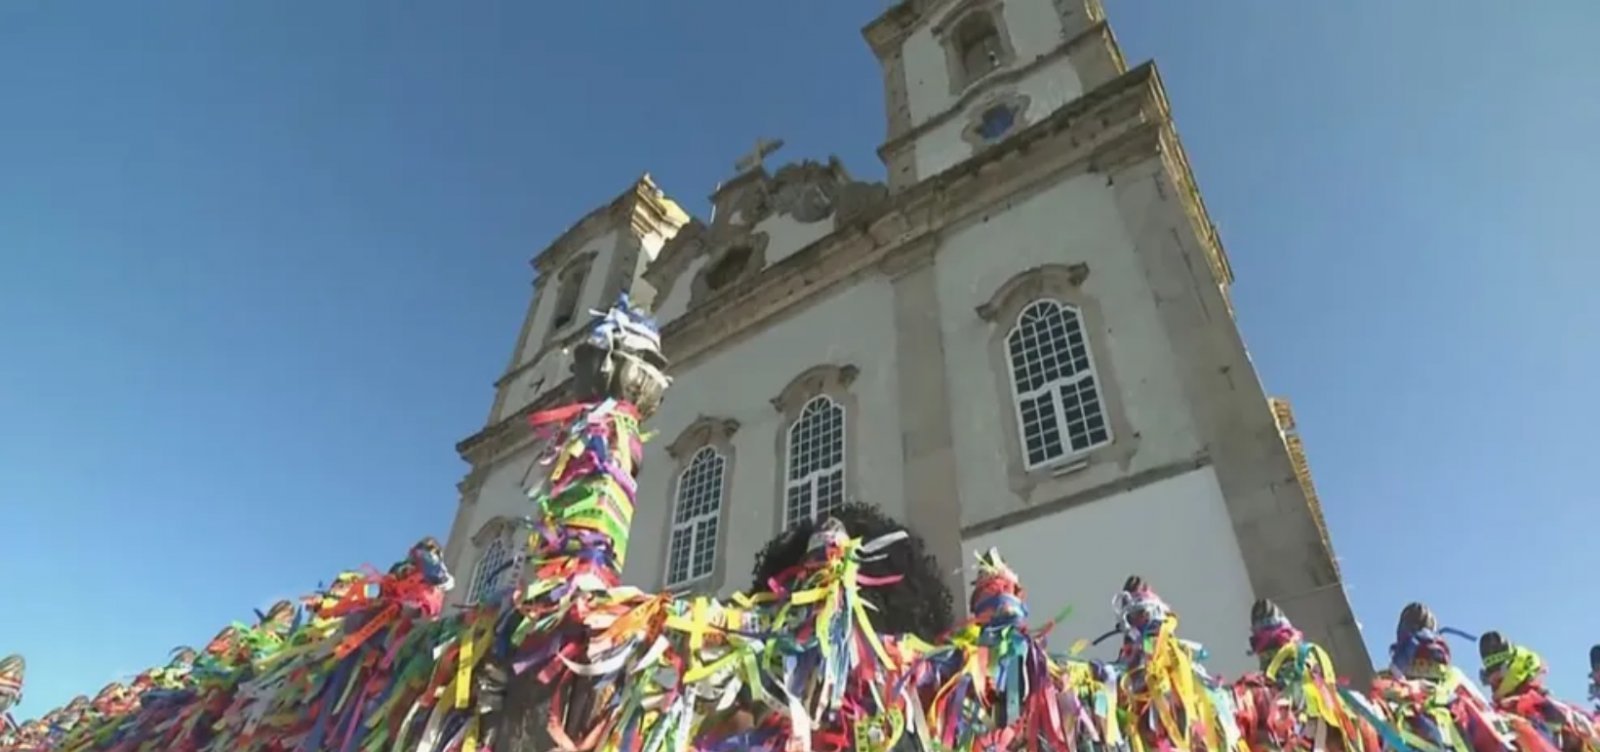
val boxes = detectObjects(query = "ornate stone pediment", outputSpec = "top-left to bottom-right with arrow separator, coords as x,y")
642,156 -> 887,319
769,160 -> 842,223
769,158 -> 890,226
664,416 -> 741,461
770,364 -> 860,416
715,157 -> 855,229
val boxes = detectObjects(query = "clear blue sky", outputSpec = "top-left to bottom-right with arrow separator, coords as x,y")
3,1 -> 1597,717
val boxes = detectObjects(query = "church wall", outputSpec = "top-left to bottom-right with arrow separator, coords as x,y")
444,440 -> 540,607
911,56 -> 1084,181
471,444 -> 540,535
494,354 -> 560,424
623,278 -> 904,594
960,465 -> 1257,679
935,173 -> 1205,530
649,254 -> 705,328
754,212 -> 835,268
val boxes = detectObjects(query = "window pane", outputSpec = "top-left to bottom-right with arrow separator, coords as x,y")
787,397 -> 844,479
817,469 -> 844,519
667,447 -> 726,587
1007,299 -> 1109,468
785,484 -> 812,530
471,538 -> 510,603
1019,391 -> 1063,465
691,519 -> 717,581
1059,376 -> 1109,451
674,449 -> 725,523
666,527 -> 693,586
784,395 -> 847,529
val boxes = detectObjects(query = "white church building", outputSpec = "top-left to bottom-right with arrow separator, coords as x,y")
442,0 -> 1372,680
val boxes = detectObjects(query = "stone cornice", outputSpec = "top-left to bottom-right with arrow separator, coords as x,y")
1148,90 -> 1234,287
661,62 -> 1163,370
862,0 -> 922,58
1270,398 -> 1338,578
631,176 -> 692,237
457,378 -> 572,467
863,0 -> 996,59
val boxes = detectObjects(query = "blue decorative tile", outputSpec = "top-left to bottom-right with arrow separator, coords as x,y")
977,104 -> 1017,141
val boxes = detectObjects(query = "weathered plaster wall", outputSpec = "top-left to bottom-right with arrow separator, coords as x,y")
494,358 -> 560,425
935,173 -> 1202,529
902,25 -> 952,126
623,278 -> 905,594
754,213 -> 835,267
961,465 -> 1257,679
912,56 -> 1084,179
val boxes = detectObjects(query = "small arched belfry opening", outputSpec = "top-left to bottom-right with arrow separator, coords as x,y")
938,2 -> 1015,94
546,254 -> 595,339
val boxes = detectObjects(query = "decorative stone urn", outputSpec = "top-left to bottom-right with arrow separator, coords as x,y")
569,293 -> 671,419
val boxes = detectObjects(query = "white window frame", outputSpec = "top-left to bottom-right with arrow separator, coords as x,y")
664,446 -> 727,589
1005,299 -> 1113,470
466,531 -> 522,604
783,395 -> 847,529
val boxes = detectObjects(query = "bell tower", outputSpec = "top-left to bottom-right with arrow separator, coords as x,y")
482,176 -> 689,428
862,0 -> 1127,190
443,177 -> 688,603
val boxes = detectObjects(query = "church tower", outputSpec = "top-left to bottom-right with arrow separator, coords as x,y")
448,0 -> 1373,681
864,0 -> 1123,190
443,176 -> 688,603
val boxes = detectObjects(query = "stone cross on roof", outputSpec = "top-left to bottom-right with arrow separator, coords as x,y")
734,137 -> 785,175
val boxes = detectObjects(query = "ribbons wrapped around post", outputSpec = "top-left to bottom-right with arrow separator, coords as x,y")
10,296 -> 1600,752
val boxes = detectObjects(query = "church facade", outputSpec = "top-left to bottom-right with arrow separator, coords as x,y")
443,0 -> 1373,680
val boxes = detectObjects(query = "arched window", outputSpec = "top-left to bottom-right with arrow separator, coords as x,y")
1006,299 -> 1111,469
784,395 -> 846,529
467,535 -> 516,604
665,447 -> 727,588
